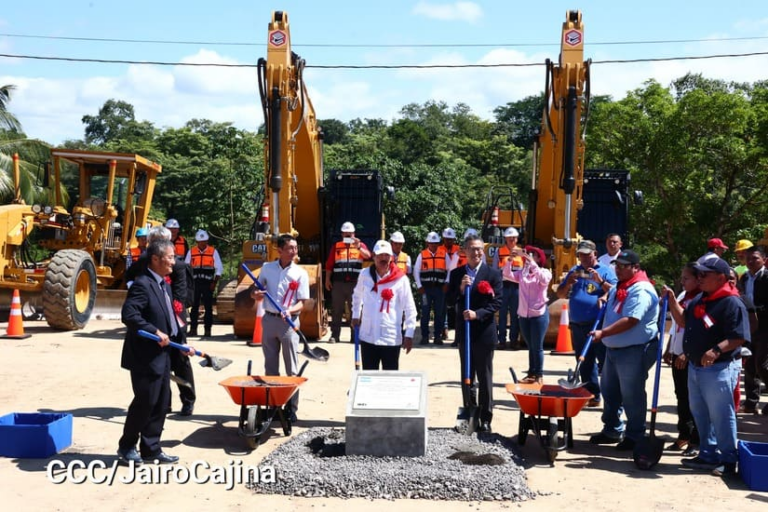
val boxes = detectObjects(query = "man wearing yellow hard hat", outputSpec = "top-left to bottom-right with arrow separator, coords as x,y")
733,239 -> 753,278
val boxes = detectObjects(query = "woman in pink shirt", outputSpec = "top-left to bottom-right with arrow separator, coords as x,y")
507,246 -> 552,384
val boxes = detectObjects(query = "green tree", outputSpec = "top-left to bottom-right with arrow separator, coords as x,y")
0,85 -> 22,132
82,99 -> 156,146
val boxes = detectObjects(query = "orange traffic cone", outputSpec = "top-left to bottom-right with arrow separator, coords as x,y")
4,289 -> 31,339
249,300 -> 264,347
550,302 -> 573,355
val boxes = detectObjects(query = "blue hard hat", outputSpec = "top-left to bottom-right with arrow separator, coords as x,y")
136,227 -> 149,237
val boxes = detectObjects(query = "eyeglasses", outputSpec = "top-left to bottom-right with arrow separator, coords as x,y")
614,262 -> 633,269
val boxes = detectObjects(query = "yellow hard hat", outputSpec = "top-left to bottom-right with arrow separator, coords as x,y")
734,239 -> 753,252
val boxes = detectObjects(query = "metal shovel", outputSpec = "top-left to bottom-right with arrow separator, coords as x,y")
558,305 -> 607,390
138,329 -> 233,370
455,286 -> 478,435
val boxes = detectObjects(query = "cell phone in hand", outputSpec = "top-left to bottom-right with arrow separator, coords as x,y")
343,237 -> 355,245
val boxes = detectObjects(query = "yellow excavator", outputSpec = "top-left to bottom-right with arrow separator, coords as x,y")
0,149 -> 161,329
219,11 -> 386,339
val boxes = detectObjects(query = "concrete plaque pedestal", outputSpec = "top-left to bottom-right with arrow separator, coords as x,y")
345,370 -> 428,457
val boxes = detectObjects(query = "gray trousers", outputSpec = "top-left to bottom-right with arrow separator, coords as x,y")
330,280 -> 356,340
261,314 -> 300,413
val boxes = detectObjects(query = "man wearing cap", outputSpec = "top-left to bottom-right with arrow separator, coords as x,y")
589,249 -> 659,451
442,228 -> 460,341
733,239 -> 753,278
184,229 -> 223,338
492,227 -> 523,350
738,245 -> 768,415
165,219 -> 189,259
414,231 -> 448,345
389,231 -> 411,275
557,240 -> 617,406
706,238 -> 729,258
666,256 -> 747,476
351,240 -> 417,370
324,221 -> 372,344
126,227 -> 149,270
597,233 -> 623,268
250,234 -> 309,422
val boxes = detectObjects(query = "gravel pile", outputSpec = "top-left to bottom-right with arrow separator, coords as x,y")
247,427 -> 535,502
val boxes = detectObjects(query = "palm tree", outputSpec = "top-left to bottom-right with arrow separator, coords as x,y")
0,85 -> 22,132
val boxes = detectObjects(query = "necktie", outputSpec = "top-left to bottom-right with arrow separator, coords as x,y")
161,281 -> 178,337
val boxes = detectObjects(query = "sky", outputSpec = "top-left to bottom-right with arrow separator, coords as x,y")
1,0 -> 767,145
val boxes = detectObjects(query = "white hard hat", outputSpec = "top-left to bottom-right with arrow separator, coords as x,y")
340,221 -> 355,233
165,218 -> 180,229
390,231 -> 405,244
425,231 -> 440,243
373,240 -> 393,256
463,228 -> 478,239
195,229 -> 209,242
504,227 -> 520,238
442,228 -> 456,239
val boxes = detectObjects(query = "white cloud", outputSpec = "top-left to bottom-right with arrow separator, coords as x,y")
412,1 -> 483,23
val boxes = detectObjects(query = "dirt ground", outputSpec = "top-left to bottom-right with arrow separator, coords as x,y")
1,319 -> 767,511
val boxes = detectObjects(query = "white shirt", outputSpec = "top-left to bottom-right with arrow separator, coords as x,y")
597,252 -> 619,268
744,267 -> 764,302
352,267 -> 417,346
257,260 -> 310,314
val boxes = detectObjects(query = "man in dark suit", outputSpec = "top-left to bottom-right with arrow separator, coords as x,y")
738,245 -> 768,414
447,234 -> 503,432
118,239 -> 193,465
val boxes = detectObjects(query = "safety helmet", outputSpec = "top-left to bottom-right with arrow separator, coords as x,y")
425,231 -> 440,243
340,221 -> 355,233
442,228 -> 456,239
734,239 -> 754,252
463,228 -> 478,239
390,231 -> 405,244
504,227 -> 519,238
136,227 -> 149,238
373,240 -> 393,256
195,229 -> 209,242
165,218 -> 180,229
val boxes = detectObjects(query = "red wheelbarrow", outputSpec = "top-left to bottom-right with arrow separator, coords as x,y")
219,361 -> 308,450
506,377 -> 593,463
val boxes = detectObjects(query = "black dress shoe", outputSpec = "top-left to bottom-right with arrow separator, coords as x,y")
117,447 -> 143,466
478,421 -> 492,433
143,452 -> 179,464
180,403 -> 194,416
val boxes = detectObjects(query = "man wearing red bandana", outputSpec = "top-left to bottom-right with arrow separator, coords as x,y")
251,234 -> 310,422
666,256 -> 748,477
446,234 -> 503,433
589,249 -> 660,451
352,240 -> 417,370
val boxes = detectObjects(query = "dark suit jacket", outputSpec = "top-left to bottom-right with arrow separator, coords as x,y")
121,270 -> 177,375
447,263 -> 504,345
126,255 -> 190,322
739,269 -> 768,334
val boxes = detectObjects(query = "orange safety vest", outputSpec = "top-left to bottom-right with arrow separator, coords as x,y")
190,245 -> 216,280
419,246 -> 447,285
497,245 -> 523,269
332,241 -> 364,281
394,251 -> 410,273
457,249 -> 467,268
173,235 -> 188,258
130,246 -> 144,261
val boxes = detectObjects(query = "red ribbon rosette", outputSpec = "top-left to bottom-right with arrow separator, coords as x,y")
288,281 -> 299,291
693,303 -> 706,319
477,280 -> 494,297
173,299 -> 183,314
282,280 -> 300,307
380,288 -> 394,313
164,276 -> 172,284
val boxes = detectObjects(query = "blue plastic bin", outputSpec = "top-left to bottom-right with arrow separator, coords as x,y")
0,412 -> 73,458
739,440 -> 768,492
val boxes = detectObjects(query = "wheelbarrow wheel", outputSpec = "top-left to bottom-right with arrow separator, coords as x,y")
517,411 -> 528,446
546,418 -> 559,463
244,407 -> 260,450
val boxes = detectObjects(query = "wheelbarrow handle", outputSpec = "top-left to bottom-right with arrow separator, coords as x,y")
240,264 -> 300,332
138,329 -> 200,356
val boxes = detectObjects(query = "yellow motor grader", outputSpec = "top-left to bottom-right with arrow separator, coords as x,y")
0,149 -> 161,329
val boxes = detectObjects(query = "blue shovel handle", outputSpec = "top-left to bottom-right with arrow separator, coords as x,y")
464,285 -> 471,385
138,329 -> 199,356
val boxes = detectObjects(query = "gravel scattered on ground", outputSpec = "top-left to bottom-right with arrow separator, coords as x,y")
247,427 -> 535,502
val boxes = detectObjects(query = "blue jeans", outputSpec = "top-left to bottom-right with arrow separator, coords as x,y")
600,340 -> 658,441
688,360 -> 740,464
570,322 -> 601,400
519,312 -> 549,376
420,286 -> 445,340
498,284 -> 519,344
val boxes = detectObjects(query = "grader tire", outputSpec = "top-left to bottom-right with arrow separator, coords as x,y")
43,250 -> 97,330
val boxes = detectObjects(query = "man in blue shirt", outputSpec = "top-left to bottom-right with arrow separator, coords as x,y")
588,250 -> 659,450
556,240 -> 617,406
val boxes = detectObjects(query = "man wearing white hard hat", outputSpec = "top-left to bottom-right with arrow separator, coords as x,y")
389,231 -> 411,275
324,221 -> 372,343
352,240 -> 417,370
165,219 -> 189,259
184,229 -> 223,338
441,228 -> 460,341
492,227 -> 524,350
414,231 -> 448,345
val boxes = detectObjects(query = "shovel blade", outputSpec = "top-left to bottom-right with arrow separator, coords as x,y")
633,435 -> 664,470
455,405 -> 478,435
303,344 -> 329,362
199,355 -> 233,371
557,377 -> 587,390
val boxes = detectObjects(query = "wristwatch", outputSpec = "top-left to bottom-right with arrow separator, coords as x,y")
712,345 -> 722,355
